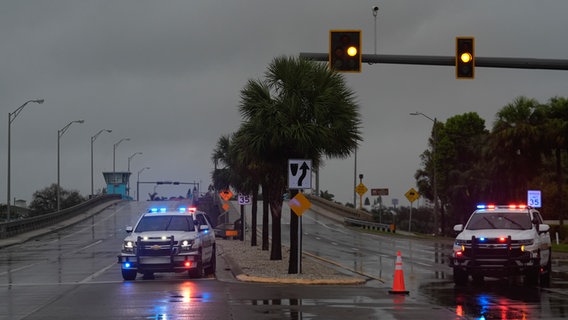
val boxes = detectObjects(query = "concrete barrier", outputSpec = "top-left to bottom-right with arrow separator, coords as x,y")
0,194 -> 121,239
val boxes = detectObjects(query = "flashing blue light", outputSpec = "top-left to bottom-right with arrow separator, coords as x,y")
160,208 -> 167,213
479,237 -> 486,242
124,262 -> 131,268
150,208 -> 158,213
477,204 -> 486,209
204,229 -> 209,234
179,207 -> 187,213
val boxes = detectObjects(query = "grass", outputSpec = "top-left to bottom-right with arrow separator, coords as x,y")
552,243 -> 568,253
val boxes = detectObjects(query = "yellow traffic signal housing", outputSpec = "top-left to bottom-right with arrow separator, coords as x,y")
456,37 -> 475,79
329,30 -> 362,72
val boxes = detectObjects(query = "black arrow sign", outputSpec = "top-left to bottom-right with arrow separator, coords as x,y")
297,162 -> 309,187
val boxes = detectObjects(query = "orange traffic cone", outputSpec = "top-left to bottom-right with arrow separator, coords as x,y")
389,251 -> 409,295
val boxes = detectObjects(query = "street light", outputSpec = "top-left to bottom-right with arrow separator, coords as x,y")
7,99 -> 44,221
410,112 -> 439,235
127,152 -> 142,197
58,120 -> 85,211
137,167 -> 150,201
113,138 -> 130,172
91,129 -> 112,198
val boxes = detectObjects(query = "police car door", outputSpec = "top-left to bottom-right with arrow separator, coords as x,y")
195,213 -> 213,261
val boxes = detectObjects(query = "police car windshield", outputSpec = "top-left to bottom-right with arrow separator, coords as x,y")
466,211 -> 532,230
135,216 -> 195,232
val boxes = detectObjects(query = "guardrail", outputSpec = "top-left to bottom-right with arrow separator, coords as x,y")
344,217 -> 395,233
0,194 -> 121,239
305,194 -> 374,221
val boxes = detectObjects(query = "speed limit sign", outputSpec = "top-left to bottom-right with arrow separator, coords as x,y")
527,190 -> 541,208
238,193 -> 252,205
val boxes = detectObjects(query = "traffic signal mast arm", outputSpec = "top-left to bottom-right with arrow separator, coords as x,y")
300,52 -> 568,71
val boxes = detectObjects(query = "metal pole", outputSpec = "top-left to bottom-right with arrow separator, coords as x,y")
7,99 -> 43,221
300,52 -> 568,71
91,129 -> 112,198
127,152 -> 142,197
410,112 -> 438,234
57,120 -> 84,211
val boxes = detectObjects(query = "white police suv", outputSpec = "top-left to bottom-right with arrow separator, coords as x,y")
117,207 -> 216,280
450,204 -> 551,286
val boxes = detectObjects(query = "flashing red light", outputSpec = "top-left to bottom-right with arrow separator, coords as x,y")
188,207 -> 197,213
184,261 -> 191,268
487,204 -> 495,209
499,237 -> 506,242
509,204 -> 516,209
518,204 -> 526,209
456,251 -> 463,257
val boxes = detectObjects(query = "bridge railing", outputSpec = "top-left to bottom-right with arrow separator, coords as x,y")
0,194 -> 121,239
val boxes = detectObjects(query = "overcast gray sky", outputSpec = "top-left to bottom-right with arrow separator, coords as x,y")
1,1 -> 567,207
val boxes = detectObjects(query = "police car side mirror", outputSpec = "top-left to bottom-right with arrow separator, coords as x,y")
126,226 -> 133,233
453,224 -> 463,233
538,224 -> 550,234
199,225 -> 209,232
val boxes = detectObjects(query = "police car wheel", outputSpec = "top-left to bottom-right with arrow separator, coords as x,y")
122,269 -> 137,281
189,256 -> 204,279
453,268 -> 468,286
205,247 -> 216,275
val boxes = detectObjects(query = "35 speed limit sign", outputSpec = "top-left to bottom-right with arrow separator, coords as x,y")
238,194 -> 252,205
527,190 -> 541,208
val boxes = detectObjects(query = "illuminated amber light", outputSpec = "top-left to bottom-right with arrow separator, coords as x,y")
460,52 -> 472,63
347,46 -> 358,57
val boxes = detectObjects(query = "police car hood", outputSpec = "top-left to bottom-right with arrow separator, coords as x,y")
457,228 -> 534,241
124,230 -> 198,242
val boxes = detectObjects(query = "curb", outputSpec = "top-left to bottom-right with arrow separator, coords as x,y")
219,247 -> 367,285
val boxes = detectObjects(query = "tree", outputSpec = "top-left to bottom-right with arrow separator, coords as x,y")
236,56 -> 362,272
29,183 -> 85,216
489,96 -> 545,202
541,97 -> 568,224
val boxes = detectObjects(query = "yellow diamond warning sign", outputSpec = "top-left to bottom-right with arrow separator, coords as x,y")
289,192 -> 311,217
405,188 -> 420,203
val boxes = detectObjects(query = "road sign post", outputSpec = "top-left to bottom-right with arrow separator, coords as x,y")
287,159 -> 313,274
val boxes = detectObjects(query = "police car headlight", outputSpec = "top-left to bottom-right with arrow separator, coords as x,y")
122,241 -> 135,253
454,239 -> 468,246
180,239 -> 195,251
517,239 -> 534,245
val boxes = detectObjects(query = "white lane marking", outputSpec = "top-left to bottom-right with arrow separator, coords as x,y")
79,262 -> 116,284
0,263 -> 37,276
68,240 -> 103,255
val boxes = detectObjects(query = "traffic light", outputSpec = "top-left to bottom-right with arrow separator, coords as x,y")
329,30 -> 361,72
456,37 -> 475,79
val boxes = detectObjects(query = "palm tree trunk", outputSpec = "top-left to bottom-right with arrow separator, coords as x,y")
262,189 -> 269,250
556,148 -> 564,225
269,197 -> 282,260
251,185 -> 259,246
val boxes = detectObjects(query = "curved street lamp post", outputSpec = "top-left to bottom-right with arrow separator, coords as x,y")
7,99 -> 44,221
91,129 -> 112,198
127,152 -> 142,197
137,167 -> 150,201
58,120 -> 85,212
410,112 -> 439,235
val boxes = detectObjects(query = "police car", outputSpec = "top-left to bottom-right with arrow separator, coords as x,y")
450,204 -> 551,286
117,207 -> 216,280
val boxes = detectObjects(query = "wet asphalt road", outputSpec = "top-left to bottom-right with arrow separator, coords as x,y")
0,200 -> 567,319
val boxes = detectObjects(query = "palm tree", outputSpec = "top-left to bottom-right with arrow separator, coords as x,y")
543,97 -> 568,224
238,56 -> 362,272
489,96 -> 544,202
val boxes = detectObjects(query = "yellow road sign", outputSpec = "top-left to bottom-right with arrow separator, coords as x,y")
355,183 -> 368,196
289,192 -> 312,217
405,188 -> 420,203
